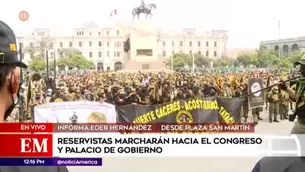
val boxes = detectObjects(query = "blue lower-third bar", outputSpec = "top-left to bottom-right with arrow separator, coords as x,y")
0,158 -> 102,166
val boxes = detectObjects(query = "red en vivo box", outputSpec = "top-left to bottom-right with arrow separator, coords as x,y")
0,123 -> 53,133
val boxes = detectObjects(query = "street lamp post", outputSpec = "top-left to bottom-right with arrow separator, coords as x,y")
54,49 -> 58,79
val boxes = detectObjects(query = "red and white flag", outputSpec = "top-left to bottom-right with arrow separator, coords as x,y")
110,9 -> 117,17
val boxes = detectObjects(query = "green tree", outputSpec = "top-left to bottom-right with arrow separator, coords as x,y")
193,54 -> 211,67
227,58 -> 239,66
164,53 -> 189,69
164,53 -> 211,69
256,47 -> 278,68
276,58 -> 293,70
213,58 -> 238,67
236,46 -> 303,69
70,54 -> 95,69
236,46 -> 278,68
56,58 -> 71,71
236,52 -> 259,67
288,52 -> 303,64
28,57 -> 46,71
213,59 -> 228,67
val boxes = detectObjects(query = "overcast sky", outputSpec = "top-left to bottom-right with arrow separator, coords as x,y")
2,0 -> 304,48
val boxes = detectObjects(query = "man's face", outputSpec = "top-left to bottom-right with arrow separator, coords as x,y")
4,67 -> 20,113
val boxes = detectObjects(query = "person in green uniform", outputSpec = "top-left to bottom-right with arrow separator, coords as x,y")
73,89 -> 85,101
252,107 -> 259,125
267,86 -> 280,123
279,56 -> 305,133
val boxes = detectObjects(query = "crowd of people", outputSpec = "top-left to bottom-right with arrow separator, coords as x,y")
12,70 -> 298,126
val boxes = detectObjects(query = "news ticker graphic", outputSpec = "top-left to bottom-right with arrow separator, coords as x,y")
0,123 -> 254,133
0,158 -> 102,166
0,134 -> 304,157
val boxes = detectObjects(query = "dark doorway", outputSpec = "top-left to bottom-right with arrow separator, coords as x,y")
97,62 -> 104,70
274,45 -> 279,51
292,44 -> 299,52
283,44 -> 289,57
114,62 -> 123,71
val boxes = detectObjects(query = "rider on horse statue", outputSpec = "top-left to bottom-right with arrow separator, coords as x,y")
132,0 -> 156,20
140,0 -> 146,9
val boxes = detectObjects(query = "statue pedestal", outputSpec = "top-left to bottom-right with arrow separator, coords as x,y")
123,20 -> 165,70
129,20 -> 158,61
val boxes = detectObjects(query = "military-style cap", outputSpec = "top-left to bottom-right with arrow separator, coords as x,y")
0,21 -> 27,68
295,54 -> 305,66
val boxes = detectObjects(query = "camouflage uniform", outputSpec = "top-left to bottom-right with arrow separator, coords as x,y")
250,108 -> 261,125
267,87 -> 280,122
6,108 -> 19,122
290,77 -> 305,134
279,91 -> 289,120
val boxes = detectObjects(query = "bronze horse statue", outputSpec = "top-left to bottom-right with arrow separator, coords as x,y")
132,3 -> 156,20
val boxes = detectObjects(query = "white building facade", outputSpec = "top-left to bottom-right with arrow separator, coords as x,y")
16,23 -> 228,70
159,28 -> 228,60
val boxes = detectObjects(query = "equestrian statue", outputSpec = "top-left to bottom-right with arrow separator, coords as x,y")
132,0 -> 157,20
